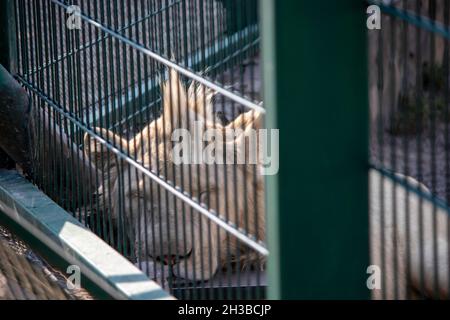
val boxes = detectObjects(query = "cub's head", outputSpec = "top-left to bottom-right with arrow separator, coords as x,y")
84,69 -> 263,279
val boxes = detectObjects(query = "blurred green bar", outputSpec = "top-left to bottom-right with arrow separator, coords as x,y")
261,0 -> 370,299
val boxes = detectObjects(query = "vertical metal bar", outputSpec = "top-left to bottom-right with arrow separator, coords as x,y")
400,0 -> 412,301
0,0 -> 17,169
428,0 -> 439,298
376,20 -> 387,298
414,0 -> 425,299
445,0 -> 450,299
261,0 -> 369,299
388,7 -> 399,299
0,0 -> 17,72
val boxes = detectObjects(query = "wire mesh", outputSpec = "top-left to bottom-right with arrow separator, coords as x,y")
370,0 -> 450,299
12,0 -> 265,299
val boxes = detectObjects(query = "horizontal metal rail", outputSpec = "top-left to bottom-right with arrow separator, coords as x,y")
369,0 -> 450,39
89,24 -> 260,129
16,75 -> 269,257
370,163 -> 450,215
51,0 -> 266,114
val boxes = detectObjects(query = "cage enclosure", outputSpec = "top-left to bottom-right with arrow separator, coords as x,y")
369,0 -> 450,299
9,0 -> 265,299
1,0 -> 372,301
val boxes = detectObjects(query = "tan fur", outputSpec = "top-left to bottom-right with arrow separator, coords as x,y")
370,169 -> 450,299
84,69 -> 265,280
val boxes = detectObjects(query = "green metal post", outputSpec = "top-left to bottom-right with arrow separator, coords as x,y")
261,1 -> 370,299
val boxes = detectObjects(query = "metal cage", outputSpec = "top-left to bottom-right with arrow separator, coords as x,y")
2,0 -> 399,301
10,0 -> 265,299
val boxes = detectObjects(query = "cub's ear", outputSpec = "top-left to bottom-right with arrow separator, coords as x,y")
227,110 -> 263,131
227,110 -> 264,165
159,68 -> 188,132
83,127 -> 130,177
187,80 -> 215,124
